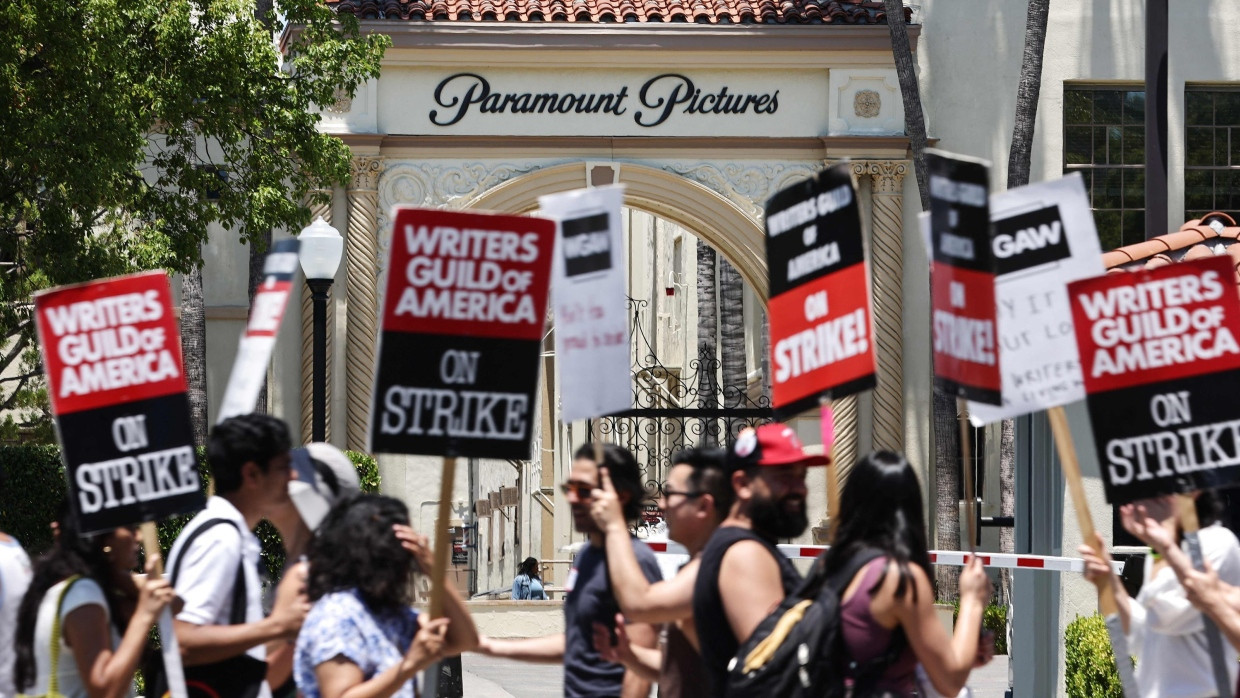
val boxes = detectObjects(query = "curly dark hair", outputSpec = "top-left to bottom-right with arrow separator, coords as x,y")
207,413 -> 292,494
13,502 -> 126,692
307,494 -> 417,612
574,442 -> 645,522
823,451 -> 933,603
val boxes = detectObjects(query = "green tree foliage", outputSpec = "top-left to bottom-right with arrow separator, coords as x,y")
0,0 -> 388,430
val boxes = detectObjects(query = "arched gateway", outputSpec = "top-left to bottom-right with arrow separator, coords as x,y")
245,4 -> 932,594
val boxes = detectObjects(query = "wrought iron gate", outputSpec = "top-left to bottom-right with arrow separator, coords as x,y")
590,298 -> 772,510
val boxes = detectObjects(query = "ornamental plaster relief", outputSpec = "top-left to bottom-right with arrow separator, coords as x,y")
827,69 -> 904,136
317,79 -> 379,134
654,161 -> 822,220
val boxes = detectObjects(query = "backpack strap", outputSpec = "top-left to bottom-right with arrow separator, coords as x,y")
47,574 -> 83,696
170,518 -> 249,626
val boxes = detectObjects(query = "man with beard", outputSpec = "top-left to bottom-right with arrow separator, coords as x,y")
587,447 -> 731,697
477,443 -> 661,698
692,424 -> 826,694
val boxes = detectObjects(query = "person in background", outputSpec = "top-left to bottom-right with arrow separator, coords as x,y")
589,447 -> 731,697
1080,490 -> 1240,698
477,443 -> 662,698
826,452 -> 994,697
265,442 -> 362,698
168,414 -> 310,698
294,494 -> 478,698
512,557 -> 547,601
0,527 -> 33,698
13,505 -> 175,698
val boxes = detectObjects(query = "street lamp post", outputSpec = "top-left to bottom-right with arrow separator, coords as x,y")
299,217 -> 344,443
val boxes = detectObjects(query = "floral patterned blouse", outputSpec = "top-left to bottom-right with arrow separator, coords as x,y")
294,589 -> 421,698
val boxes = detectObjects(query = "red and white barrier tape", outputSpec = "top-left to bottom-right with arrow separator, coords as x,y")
644,541 -> 1125,574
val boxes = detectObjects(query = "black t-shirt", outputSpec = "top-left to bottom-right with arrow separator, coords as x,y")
692,526 -> 801,695
564,538 -> 663,698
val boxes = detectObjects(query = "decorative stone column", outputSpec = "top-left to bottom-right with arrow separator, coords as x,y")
345,157 -> 383,451
860,160 -> 908,455
300,190 -> 334,444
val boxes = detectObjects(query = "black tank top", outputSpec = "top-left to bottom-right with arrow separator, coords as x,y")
692,526 -> 801,695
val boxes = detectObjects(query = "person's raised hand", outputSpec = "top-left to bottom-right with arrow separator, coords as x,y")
405,617 -> 450,673
959,555 -> 992,606
589,467 -> 626,535
1120,503 -> 1175,552
135,554 -> 176,624
271,560 -> 311,636
1078,532 -> 1115,591
1182,557 -> 1228,613
394,524 -> 434,574
592,613 -> 634,666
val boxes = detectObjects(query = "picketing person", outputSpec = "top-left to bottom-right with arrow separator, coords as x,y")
476,442 -> 663,698
512,557 -> 548,600
265,442 -> 363,697
826,451 -> 995,696
0,526 -> 33,698
588,446 -> 730,696
12,505 -> 176,698
166,413 -> 311,698
691,424 -> 818,694
1080,490 -> 1240,697
295,493 -> 478,698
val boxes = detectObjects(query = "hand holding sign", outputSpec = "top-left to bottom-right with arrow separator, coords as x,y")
589,467 -> 626,535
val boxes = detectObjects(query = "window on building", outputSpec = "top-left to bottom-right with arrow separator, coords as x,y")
1063,85 -> 1145,250
1185,88 -> 1240,224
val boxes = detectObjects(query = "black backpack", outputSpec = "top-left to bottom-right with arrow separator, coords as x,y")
725,547 -> 907,698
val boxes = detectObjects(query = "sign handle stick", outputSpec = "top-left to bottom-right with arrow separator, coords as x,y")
821,397 -> 841,542
592,419 -> 605,470
1176,493 -> 1233,698
957,397 -> 976,554
429,457 -> 457,620
140,521 -> 188,698
1046,406 -> 1140,697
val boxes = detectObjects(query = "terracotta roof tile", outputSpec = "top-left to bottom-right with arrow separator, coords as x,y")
330,0 -> 909,23
1103,212 -> 1240,287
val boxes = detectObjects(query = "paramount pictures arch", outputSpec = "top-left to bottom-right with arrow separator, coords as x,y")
244,21 -> 953,599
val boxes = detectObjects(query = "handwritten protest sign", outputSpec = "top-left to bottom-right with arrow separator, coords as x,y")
34,271 -> 201,535
927,151 -> 1001,404
1068,255 -> 1240,503
765,164 -> 875,419
217,238 -> 300,422
368,208 -> 555,459
967,174 -> 1103,424
539,185 -> 631,422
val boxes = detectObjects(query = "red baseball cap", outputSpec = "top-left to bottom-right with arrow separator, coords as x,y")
727,423 -> 831,470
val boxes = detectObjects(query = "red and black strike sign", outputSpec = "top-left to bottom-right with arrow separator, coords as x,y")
765,164 -> 875,419
928,152 -> 1001,405
34,271 -> 202,535
369,208 -> 555,459
1069,255 -> 1240,503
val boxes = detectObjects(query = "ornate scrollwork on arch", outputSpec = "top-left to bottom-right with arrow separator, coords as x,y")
659,162 -> 822,220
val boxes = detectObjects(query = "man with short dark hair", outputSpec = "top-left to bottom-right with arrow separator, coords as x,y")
477,442 -> 662,698
168,414 -> 310,698
692,424 -> 826,694
589,446 -> 730,697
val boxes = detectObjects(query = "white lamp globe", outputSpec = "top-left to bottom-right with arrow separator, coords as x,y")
299,217 -> 344,280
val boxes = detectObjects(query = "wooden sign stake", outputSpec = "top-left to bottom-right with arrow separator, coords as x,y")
141,521 -> 188,698
1046,406 -> 1140,697
821,397 -> 841,542
1175,492 -> 1233,697
957,397 -> 977,553
428,457 -> 457,619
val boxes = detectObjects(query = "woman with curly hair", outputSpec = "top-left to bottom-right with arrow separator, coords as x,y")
12,503 -> 175,698
294,494 -> 478,698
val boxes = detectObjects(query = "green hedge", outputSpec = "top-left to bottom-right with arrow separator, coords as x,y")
0,444 -> 380,579
1064,614 -> 1134,698
950,602 -> 1009,655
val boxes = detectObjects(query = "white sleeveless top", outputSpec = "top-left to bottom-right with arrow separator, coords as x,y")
26,578 -> 130,698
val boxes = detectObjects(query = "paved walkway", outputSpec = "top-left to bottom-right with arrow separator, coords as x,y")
460,654 -> 1012,697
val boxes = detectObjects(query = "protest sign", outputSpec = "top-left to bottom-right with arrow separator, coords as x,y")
765,164 -> 875,420
539,185 -> 631,422
967,173 -> 1103,424
1068,255 -> 1240,503
217,238 -> 300,422
368,207 -> 555,460
927,151 -> 1001,405
34,271 -> 201,535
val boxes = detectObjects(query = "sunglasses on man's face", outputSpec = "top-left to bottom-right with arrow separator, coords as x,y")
560,482 -> 596,498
